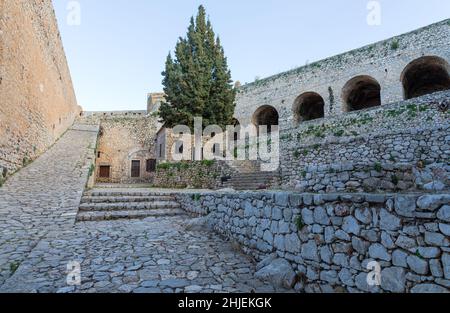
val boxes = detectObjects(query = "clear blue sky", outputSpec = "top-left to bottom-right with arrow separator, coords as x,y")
53,0 -> 450,111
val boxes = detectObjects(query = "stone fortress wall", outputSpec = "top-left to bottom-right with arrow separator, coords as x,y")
0,0 -> 81,179
234,19 -> 450,128
230,19 -> 450,193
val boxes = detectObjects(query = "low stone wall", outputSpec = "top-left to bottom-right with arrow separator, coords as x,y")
153,161 -> 234,189
177,191 -> 450,293
280,92 -> 450,193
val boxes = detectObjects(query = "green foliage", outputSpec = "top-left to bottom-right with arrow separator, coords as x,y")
22,155 -> 31,167
374,162 -> 382,173
192,193 -> 201,201
293,150 -> 301,159
201,159 -> 215,167
10,262 -> 20,274
0,176 -> 5,188
295,216 -> 304,231
390,39 -> 399,50
391,174 -> 399,186
160,5 -> 236,130
88,164 -> 95,177
333,129 -> 345,137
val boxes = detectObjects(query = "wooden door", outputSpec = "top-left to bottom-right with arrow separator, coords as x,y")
131,160 -> 141,178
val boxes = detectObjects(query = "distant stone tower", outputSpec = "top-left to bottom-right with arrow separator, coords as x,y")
147,93 -> 166,114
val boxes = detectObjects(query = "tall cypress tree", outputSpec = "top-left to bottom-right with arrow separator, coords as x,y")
160,5 -> 236,130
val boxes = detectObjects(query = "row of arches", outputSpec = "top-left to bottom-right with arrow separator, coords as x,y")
252,56 -> 450,128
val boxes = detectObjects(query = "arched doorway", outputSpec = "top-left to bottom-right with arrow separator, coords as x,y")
342,75 -> 381,112
401,56 -> 450,100
252,105 -> 279,133
293,92 -> 325,124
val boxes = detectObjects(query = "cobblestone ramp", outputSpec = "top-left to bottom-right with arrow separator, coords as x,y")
0,125 -> 282,293
0,123 -> 99,288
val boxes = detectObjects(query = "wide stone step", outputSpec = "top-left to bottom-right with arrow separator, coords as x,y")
229,177 -> 274,183
80,195 -> 175,204
79,201 -> 181,212
76,208 -> 186,222
85,191 -> 172,197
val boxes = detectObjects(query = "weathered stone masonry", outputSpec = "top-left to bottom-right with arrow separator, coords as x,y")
279,91 -> 450,193
0,0 -> 80,177
234,19 -> 450,129
80,111 -> 160,184
178,191 -> 450,293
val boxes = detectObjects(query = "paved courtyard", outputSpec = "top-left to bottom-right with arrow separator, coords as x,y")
0,124 -> 281,293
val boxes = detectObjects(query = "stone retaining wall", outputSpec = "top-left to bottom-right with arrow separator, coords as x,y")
177,191 -> 450,293
279,91 -> 450,193
153,161 -> 234,189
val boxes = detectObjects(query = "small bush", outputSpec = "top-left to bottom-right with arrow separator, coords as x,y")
333,129 -> 345,137
295,216 -> 304,231
391,174 -> 399,186
293,150 -> 301,159
390,40 -> 399,50
374,162 -> 382,173
201,160 -> 215,167
192,194 -> 201,201
88,164 -> 95,177
9,262 -> 20,274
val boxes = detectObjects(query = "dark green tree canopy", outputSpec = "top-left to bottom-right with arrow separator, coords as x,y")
160,5 -> 236,130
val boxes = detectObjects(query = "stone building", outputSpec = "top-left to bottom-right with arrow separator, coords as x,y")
81,111 -> 159,184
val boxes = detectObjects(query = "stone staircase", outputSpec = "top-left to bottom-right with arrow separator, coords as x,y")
76,189 -> 185,222
221,159 -> 280,190
223,171 -> 279,190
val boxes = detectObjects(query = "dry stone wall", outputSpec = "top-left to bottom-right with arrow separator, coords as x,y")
153,160 -> 235,189
0,0 -> 80,178
178,191 -> 450,293
279,91 -> 450,193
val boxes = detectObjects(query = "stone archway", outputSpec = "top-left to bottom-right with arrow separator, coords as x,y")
401,56 -> 450,100
293,92 -> 325,125
252,105 -> 279,133
342,75 -> 381,112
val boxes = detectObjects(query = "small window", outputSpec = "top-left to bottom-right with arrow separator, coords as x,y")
97,151 -> 101,158
159,144 -> 163,158
146,159 -> 156,172
99,166 -> 110,178
179,144 -> 184,154
131,160 -> 141,178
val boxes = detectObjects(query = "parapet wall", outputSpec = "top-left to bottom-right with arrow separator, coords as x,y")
178,191 -> 450,293
234,19 -> 450,129
0,0 -> 80,177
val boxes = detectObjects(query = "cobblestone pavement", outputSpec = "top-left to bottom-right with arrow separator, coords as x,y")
0,125 -> 281,293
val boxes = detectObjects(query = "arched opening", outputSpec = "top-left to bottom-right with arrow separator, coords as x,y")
293,92 -> 325,124
401,56 -> 450,100
342,76 -> 381,112
252,105 -> 279,133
